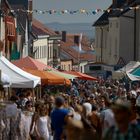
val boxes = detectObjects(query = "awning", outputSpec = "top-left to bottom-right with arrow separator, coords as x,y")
0,56 -> 41,88
1,72 -> 11,87
64,71 -> 97,81
126,72 -> 140,81
47,70 -> 78,80
116,61 -> 140,73
131,66 -> 140,76
12,56 -> 53,71
24,69 -> 71,86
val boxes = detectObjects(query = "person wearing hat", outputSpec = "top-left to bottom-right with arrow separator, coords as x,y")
100,95 -> 115,136
136,97 -> 140,125
51,96 -> 70,140
103,99 -> 140,140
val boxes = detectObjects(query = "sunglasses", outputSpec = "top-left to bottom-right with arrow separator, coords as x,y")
27,104 -> 33,107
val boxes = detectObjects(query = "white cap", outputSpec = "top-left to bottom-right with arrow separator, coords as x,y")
83,102 -> 92,116
131,90 -> 137,98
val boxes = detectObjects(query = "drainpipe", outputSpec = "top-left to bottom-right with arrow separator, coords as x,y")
134,8 -> 136,61
100,27 -> 103,62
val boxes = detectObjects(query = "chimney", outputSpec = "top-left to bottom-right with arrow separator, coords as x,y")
113,0 -> 126,8
112,0 -> 115,4
62,31 -> 66,42
112,0 -> 117,7
74,35 -> 79,44
55,31 -> 60,34
28,0 -> 33,21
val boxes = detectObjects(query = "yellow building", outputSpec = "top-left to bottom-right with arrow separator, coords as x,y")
60,59 -> 73,71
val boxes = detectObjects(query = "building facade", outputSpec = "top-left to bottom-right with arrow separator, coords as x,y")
60,59 -> 73,71
33,35 -> 49,65
93,0 -> 140,67
32,19 -> 61,68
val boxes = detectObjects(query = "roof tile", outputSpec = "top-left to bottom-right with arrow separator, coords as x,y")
32,19 -> 57,36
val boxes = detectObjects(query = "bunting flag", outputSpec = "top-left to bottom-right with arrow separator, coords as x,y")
1,5 -> 139,16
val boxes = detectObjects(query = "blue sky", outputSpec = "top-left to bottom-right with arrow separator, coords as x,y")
33,0 -> 112,23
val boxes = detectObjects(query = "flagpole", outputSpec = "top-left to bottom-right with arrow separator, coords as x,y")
78,47 -> 80,72
78,33 -> 82,72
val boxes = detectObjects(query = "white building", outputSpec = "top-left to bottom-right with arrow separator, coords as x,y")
32,19 -> 61,68
33,35 -> 49,65
93,0 -> 140,67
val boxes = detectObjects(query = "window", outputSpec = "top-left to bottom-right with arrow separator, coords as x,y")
37,47 -> 39,59
115,38 -> 117,55
109,38 -> 112,56
44,46 -> 46,58
61,65 -> 63,70
53,49 -> 57,58
50,46 -> 52,59
42,46 -> 44,58
40,46 -> 41,58
89,66 -> 101,71
68,64 -> 71,71
48,46 -> 50,59
33,47 -> 36,58
81,66 -> 83,72
39,47 -> 41,58
105,33 -> 107,48
96,35 -> 98,48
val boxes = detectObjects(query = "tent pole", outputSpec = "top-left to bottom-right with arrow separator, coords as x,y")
39,85 -> 42,99
36,86 -> 38,101
64,79 -> 66,94
8,87 -> 11,100
6,88 -> 8,101
32,88 -> 35,106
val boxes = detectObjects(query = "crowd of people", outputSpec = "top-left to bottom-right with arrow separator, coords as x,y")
1,78 -> 140,140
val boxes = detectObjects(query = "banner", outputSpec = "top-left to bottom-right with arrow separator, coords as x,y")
5,16 -> 16,41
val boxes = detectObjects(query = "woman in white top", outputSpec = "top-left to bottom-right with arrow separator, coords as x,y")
36,103 -> 51,140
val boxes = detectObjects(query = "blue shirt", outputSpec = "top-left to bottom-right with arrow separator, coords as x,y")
51,108 -> 69,140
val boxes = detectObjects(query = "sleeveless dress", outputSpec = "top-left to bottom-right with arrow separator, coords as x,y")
36,116 -> 50,140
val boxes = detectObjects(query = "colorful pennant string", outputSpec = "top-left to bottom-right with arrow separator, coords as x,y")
1,6 -> 140,16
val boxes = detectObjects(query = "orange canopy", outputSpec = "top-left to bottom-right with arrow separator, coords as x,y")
24,69 -> 71,86
12,56 -> 53,71
64,71 -> 97,81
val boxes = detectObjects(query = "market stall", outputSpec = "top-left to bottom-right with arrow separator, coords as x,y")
64,71 -> 97,81
0,56 -> 41,88
24,69 -> 71,86
12,56 -> 53,71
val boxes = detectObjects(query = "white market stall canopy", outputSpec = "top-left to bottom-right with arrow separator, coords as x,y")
1,72 -> 11,87
0,56 -> 41,88
126,72 -> 140,81
112,61 -> 140,79
118,61 -> 140,73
